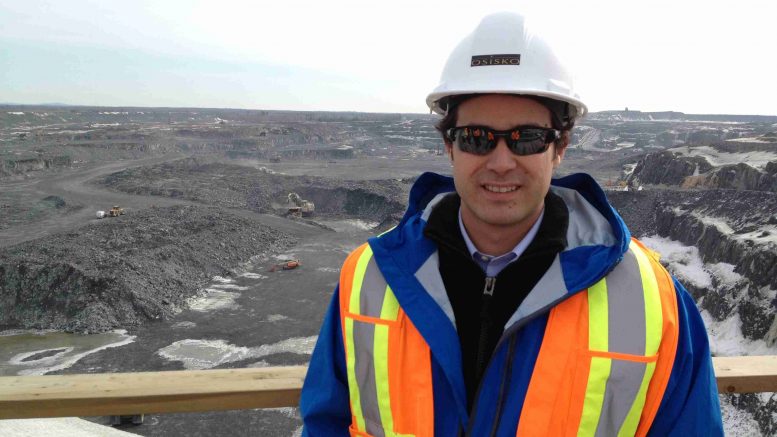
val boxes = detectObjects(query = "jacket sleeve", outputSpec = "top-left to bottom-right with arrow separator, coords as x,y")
648,277 -> 724,436
300,285 -> 351,436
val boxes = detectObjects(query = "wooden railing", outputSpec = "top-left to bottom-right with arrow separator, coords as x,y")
1,356 -> 777,420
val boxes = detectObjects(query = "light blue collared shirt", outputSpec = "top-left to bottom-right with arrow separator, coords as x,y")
458,207 -> 544,278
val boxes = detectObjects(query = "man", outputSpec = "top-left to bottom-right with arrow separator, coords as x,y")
301,12 -> 723,436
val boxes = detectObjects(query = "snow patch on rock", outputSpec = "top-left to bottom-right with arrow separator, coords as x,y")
669,145 -> 777,170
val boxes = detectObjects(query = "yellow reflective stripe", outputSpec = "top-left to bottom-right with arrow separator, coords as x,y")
373,323 -> 395,435
588,279 -> 609,352
350,245 -> 374,315
344,317 -> 366,432
578,281 -> 611,437
631,244 -> 663,354
618,361 -> 657,437
379,286 -> 400,321
376,288 -> 400,435
577,356 -> 613,436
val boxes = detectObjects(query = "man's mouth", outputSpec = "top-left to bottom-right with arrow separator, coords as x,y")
483,184 -> 519,193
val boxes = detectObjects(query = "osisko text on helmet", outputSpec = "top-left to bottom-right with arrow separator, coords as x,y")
470,54 -> 521,67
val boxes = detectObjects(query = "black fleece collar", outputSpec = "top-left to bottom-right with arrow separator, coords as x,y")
423,190 -> 570,262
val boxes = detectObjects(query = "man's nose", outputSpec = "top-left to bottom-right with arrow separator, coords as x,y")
485,138 -> 518,173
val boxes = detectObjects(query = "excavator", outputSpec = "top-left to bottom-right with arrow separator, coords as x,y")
287,192 -> 314,217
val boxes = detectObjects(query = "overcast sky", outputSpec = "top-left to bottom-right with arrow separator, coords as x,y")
1,0 -> 775,115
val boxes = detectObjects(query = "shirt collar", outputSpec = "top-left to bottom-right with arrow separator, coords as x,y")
458,206 -> 545,262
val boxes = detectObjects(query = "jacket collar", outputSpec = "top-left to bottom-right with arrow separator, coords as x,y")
421,188 -> 568,264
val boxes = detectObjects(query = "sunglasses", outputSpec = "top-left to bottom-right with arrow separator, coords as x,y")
445,125 -> 560,156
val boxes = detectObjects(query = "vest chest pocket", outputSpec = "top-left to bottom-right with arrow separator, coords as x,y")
574,350 -> 659,437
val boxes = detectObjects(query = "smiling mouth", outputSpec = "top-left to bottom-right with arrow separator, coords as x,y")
483,184 -> 519,193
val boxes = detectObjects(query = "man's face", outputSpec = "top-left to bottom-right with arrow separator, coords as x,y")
447,94 -> 564,238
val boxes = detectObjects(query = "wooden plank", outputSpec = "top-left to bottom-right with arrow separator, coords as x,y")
0,366 -> 307,419
714,355 -> 777,394
2,356 -> 777,420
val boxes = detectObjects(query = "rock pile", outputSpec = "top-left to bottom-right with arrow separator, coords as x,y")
0,205 -> 296,333
99,158 -> 407,222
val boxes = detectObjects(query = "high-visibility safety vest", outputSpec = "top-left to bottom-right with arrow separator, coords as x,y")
339,238 -> 679,437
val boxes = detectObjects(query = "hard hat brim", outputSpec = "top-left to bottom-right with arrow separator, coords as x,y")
426,89 -> 588,120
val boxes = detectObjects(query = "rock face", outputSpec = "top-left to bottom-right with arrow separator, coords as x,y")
628,151 -> 713,186
653,190 -> 777,290
629,146 -> 777,193
681,163 -> 777,192
295,186 -> 403,221
612,188 -> 777,335
0,205 -> 296,333
730,393 -> 777,436
0,155 -> 72,178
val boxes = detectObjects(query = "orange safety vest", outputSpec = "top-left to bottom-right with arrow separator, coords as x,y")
339,238 -> 679,437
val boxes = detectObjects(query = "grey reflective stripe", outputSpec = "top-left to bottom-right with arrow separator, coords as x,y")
605,249 -> 646,356
587,246 -> 656,436
415,250 -> 456,326
352,320 -> 385,437
505,254 -> 568,329
360,256 -> 389,319
550,186 -> 617,249
420,192 -> 452,222
594,359 -> 648,437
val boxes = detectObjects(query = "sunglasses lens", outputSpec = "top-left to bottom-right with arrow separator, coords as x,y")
455,127 -> 493,155
510,138 -> 547,155
509,128 -> 548,155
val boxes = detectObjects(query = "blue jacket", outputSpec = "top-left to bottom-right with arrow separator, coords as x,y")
301,172 -> 723,436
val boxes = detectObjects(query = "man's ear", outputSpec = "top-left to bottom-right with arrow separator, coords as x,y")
553,133 -> 569,168
555,144 -> 566,164
445,141 -> 454,161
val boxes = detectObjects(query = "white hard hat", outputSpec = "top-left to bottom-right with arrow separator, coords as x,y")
426,12 -> 587,124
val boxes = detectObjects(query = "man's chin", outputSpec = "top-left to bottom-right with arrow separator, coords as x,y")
471,211 -> 532,228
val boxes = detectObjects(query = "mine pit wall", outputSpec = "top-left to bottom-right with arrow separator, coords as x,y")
656,207 -> 777,290
655,207 -> 777,341
630,149 -> 777,193
289,186 -> 406,222
609,188 -> 777,342
0,155 -> 72,178
628,151 -> 713,186
682,162 -> 777,192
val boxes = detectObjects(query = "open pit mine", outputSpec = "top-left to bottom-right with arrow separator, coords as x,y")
1,106 -> 776,436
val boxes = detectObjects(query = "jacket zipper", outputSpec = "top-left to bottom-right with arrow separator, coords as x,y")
467,276 -> 497,436
475,276 -> 496,383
